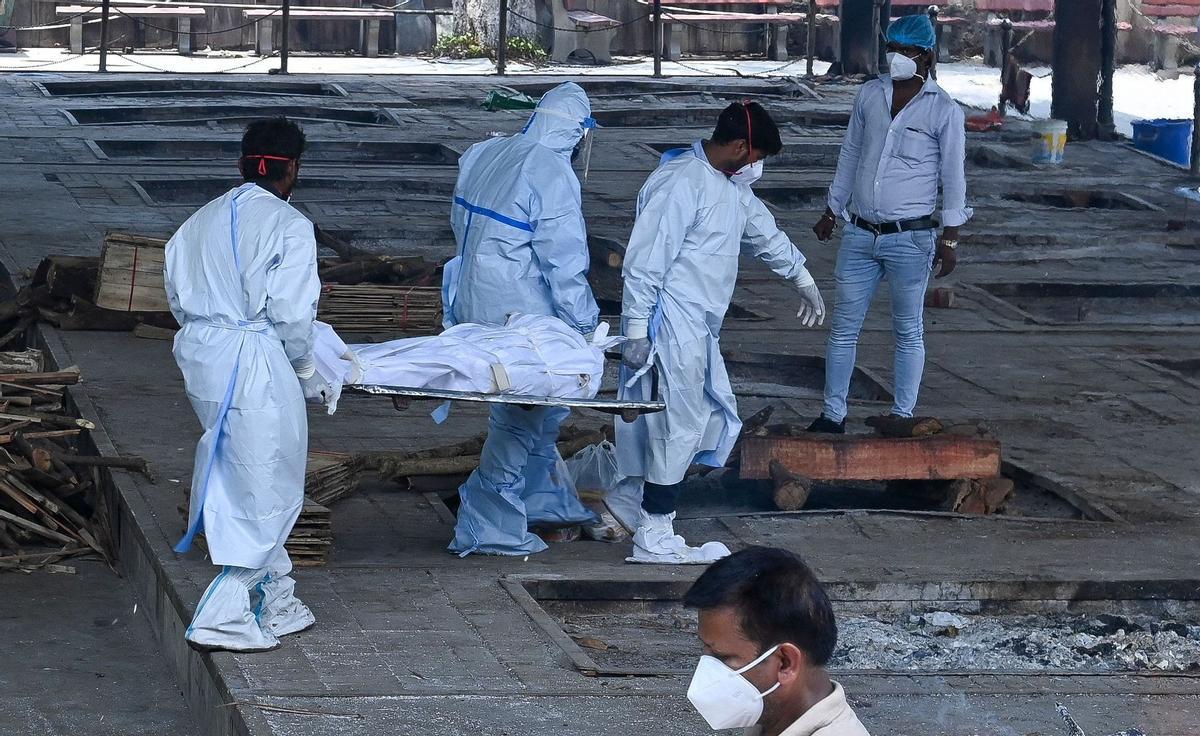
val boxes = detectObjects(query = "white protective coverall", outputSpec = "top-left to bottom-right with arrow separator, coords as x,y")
617,141 -> 810,487
440,82 -> 601,557
165,182 -> 321,651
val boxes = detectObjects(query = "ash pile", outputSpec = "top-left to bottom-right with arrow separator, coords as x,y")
833,611 -> 1200,672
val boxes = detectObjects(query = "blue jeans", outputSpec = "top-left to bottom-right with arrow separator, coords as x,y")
823,223 -> 936,423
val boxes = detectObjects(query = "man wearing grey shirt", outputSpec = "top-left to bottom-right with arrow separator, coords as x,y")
808,14 -> 972,434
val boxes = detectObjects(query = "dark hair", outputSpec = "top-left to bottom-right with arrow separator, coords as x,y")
240,117 -> 307,182
711,101 -> 783,156
684,546 -> 837,666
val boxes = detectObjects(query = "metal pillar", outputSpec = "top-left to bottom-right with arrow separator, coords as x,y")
806,0 -> 816,75
837,0 -> 880,75
497,0 -> 508,75
1098,0 -> 1117,138
927,5 -> 939,77
874,0 -> 888,72
279,0 -> 290,73
1000,17 -> 1012,78
653,0 -> 663,77
1051,0 -> 1101,140
1191,62 -> 1200,176
98,0 -> 110,72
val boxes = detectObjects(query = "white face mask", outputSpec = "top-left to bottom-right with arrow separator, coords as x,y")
687,644 -> 781,730
728,159 -> 763,187
886,51 -> 920,81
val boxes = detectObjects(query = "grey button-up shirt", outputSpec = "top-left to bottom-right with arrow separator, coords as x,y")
827,75 -> 973,228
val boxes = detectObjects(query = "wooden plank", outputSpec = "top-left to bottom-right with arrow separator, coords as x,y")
663,11 -> 808,21
974,0 -> 1054,10
57,5 -> 206,15
244,8 -> 394,17
740,435 -> 1002,481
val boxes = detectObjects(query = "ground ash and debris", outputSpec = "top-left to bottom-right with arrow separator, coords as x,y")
833,612 -> 1200,672
553,608 -> 1200,673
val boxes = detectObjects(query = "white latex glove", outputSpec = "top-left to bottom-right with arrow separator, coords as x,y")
299,374 -> 333,405
293,355 -> 331,406
793,271 -> 826,328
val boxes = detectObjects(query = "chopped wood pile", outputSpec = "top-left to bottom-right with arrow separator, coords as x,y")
9,228 -> 446,340
0,354 -> 141,573
304,451 -> 360,506
318,284 -> 442,332
288,499 -> 332,567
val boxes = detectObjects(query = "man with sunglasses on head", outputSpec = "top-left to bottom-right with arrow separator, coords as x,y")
616,101 -> 824,565
809,14 -> 972,435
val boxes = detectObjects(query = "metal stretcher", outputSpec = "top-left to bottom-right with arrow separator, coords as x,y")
344,360 -> 664,423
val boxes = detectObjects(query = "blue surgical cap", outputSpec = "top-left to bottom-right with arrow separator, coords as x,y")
886,14 -> 936,50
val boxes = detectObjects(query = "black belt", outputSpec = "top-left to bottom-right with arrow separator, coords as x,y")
850,214 -> 938,236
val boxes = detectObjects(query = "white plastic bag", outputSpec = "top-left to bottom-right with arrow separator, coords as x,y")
566,441 -> 621,498
566,441 -> 630,542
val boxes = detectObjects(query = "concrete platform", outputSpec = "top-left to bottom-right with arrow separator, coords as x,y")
1,71 -> 1199,735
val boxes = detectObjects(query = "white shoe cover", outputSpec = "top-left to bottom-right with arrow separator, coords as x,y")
605,476 -> 645,535
185,567 -> 281,653
258,574 -> 316,637
625,511 -> 731,565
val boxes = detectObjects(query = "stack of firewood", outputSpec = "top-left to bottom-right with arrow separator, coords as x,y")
304,451 -> 360,506
0,354 -> 149,572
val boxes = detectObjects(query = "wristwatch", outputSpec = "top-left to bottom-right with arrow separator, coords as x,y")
938,239 -> 959,250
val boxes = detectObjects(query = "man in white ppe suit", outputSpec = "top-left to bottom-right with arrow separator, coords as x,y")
442,82 -> 601,557
166,118 -> 333,652
618,102 -> 825,564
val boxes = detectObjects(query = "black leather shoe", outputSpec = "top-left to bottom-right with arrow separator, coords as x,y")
806,415 -> 846,434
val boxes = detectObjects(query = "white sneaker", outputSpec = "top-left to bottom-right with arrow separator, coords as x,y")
626,511 -> 731,565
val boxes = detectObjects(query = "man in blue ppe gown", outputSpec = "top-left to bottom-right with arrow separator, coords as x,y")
166,118 -> 337,652
443,82 -> 601,557
617,102 -> 825,564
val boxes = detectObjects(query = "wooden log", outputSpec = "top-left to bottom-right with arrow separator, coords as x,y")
949,477 -> 1015,515
0,409 -> 93,431
59,454 -> 151,477
0,349 -> 43,374
0,429 -> 83,445
314,224 -> 368,261
55,296 -> 178,332
0,520 -> 21,553
865,415 -> 945,439
132,324 -> 178,341
35,256 -> 100,302
0,507 -> 76,545
740,435 -> 1002,481
769,460 -> 813,511
0,369 -> 80,386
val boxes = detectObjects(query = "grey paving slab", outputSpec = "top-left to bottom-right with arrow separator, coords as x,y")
0,561 -> 198,736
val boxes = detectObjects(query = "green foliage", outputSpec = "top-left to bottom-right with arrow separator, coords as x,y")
432,33 -> 548,63
505,37 -> 548,63
434,33 -> 487,59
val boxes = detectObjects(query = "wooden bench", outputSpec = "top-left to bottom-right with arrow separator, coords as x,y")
56,4 -> 205,54
1142,0 -> 1200,71
550,0 -> 620,64
647,0 -> 802,61
243,7 -> 395,58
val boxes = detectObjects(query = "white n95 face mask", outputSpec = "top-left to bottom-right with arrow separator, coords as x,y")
728,159 -> 763,187
886,51 -> 919,81
687,644 -> 781,730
